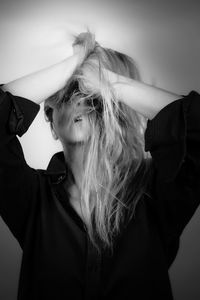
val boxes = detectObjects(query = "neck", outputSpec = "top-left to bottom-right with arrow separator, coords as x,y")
63,142 -> 85,189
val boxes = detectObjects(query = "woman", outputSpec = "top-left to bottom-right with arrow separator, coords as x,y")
0,31 -> 200,300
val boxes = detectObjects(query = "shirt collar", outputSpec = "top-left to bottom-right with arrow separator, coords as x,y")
45,151 -> 71,184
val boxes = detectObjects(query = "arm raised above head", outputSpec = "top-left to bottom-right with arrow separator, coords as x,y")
108,71 -> 181,120
0,48 -> 82,245
1,54 -> 80,105
74,58 -> 181,120
0,86 -> 40,247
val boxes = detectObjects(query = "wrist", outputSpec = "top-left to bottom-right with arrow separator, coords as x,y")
110,72 -> 134,102
62,54 -> 80,82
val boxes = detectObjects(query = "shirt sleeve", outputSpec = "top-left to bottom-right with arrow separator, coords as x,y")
144,90 -> 200,265
0,85 -> 40,248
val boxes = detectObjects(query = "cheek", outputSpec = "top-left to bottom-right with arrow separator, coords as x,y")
56,111 -> 69,128
74,118 -> 91,136
53,110 -> 70,136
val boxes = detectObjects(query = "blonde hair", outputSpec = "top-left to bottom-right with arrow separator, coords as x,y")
44,30 -> 151,251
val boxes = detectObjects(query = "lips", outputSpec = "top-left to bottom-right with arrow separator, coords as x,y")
74,115 -> 83,122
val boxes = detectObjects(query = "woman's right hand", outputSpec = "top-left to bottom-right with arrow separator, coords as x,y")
72,31 -> 98,66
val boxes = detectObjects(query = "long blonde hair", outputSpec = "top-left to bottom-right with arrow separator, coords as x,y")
44,30 -> 151,251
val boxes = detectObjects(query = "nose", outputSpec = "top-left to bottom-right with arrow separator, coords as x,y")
72,99 -> 89,117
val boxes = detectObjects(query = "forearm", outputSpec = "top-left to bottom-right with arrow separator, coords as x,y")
1,54 -> 80,105
110,72 -> 181,120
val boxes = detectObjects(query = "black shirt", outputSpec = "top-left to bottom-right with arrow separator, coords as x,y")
0,86 -> 200,300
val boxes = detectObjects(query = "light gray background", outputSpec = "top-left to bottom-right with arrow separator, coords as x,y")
0,0 -> 200,299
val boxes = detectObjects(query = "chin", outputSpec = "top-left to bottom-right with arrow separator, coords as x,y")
61,130 -> 91,146
65,137 -> 89,147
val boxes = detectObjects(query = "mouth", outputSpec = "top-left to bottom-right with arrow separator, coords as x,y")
74,115 -> 83,122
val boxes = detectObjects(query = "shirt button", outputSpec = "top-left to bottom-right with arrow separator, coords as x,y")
57,175 -> 64,183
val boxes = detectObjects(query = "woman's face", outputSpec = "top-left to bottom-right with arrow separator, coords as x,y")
52,100 -> 91,145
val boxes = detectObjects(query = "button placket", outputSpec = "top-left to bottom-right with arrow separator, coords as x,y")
84,237 -> 102,300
